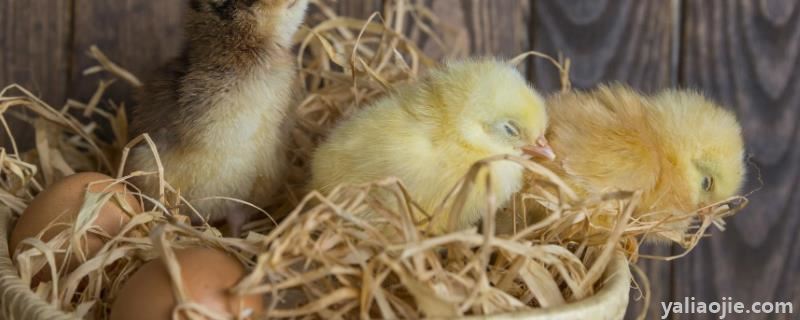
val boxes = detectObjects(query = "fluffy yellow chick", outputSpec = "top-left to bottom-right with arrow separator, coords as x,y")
310,59 -> 555,235
503,85 -> 746,238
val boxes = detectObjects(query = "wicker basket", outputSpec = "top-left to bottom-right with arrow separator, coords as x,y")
485,255 -> 631,320
0,206 -> 630,320
0,207 -> 74,320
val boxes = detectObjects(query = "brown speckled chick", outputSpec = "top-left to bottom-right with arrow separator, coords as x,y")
127,0 -> 308,234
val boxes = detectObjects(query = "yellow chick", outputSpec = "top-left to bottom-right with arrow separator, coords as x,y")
310,59 -> 555,234
505,85 -> 745,238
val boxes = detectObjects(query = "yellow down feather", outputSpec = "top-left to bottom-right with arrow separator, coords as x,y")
501,85 -> 746,239
311,59 -> 553,234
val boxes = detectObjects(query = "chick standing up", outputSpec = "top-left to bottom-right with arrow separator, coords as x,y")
500,85 -> 746,241
127,0 -> 309,235
311,59 -> 555,235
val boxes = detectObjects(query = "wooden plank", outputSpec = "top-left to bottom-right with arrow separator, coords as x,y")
415,0 -> 531,67
531,0 -> 675,94
68,0 -> 379,105
69,0 -> 184,104
0,0 -> 72,151
333,0 -> 382,19
629,244 -> 674,320
675,1 -> 800,319
530,1 -> 678,319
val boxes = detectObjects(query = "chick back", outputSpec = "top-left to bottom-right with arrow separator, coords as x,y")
311,92 -> 523,234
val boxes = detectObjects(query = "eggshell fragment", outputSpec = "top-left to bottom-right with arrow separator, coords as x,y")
110,248 -> 263,320
9,172 -> 141,281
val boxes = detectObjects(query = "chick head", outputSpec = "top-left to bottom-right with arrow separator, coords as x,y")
650,90 -> 746,209
187,0 -> 309,47
415,59 -> 555,160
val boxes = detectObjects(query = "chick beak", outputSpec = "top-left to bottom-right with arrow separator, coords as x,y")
522,136 -> 556,160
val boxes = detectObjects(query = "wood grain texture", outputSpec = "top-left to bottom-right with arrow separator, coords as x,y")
69,0 -> 184,104
675,1 -> 800,318
529,1 -> 679,319
629,244 -> 674,320
531,0 -> 676,94
333,0 -> 382,19
1,1 -> 797,318
0,0 -> 72,150
415,0 -> 531,69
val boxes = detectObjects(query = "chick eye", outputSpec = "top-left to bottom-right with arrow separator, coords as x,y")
701,176 -> 714,192
502,121 -> 520,137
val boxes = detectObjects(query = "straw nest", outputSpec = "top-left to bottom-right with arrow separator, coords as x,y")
0,0 -> 747,319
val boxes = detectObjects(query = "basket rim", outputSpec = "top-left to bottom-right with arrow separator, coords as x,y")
483,253 -> 630,319
0,206 -> 76,320
0,206 -> 629,320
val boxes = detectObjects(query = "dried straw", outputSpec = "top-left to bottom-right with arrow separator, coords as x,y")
0,0 -> 747,319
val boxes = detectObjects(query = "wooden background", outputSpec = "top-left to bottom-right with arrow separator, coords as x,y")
1,0 -> 798,319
